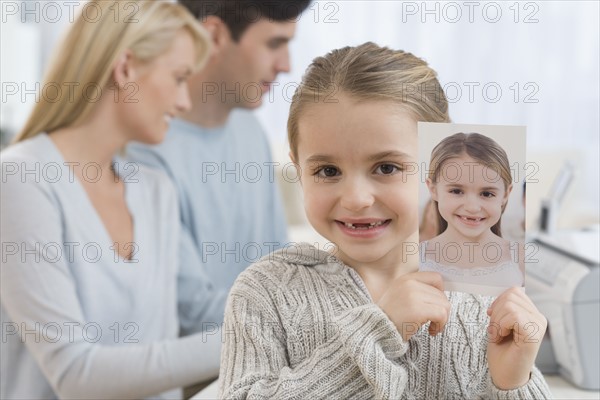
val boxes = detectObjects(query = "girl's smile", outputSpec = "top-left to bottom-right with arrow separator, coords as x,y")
335,218 -> 393,238
456,215 -> 486,227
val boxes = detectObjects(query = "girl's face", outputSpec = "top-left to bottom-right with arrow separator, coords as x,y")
294,94 -> 419,268
121,30 -> 196,144
427,153 -> 512,241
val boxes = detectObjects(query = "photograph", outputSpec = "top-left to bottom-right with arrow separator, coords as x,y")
419,124 -> 526,296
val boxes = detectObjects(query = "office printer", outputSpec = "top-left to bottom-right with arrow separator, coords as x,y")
526,228 -> 600,390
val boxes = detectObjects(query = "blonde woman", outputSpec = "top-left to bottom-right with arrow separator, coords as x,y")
0,1 -> 220,398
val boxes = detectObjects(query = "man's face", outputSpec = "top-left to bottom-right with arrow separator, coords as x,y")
219,19 -> 296,108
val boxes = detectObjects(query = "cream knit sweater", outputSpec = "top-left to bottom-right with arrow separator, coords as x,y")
218,243 -> 552,399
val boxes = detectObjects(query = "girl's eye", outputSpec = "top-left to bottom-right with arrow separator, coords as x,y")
449,189 -> 462,195
315,166 -> 340,178
481,191 -> 496,198
375,164 -> 400,175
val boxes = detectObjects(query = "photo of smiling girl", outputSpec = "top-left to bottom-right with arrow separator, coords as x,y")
420,130 -> 526,296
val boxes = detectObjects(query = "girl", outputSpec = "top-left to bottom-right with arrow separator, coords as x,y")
1,1 -> 221,398
421,133 -> 525,296
218,43 -> 551,399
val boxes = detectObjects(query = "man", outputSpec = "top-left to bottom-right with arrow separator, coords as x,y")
128,0 -> 311,335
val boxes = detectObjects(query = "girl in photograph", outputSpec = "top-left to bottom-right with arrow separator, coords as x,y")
421,133 -> 525,296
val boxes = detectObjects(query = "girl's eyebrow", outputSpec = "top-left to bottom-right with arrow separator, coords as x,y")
305,154 -> 335,164
304,151 -> 411,164
446,183 -> 501,191
367,150 -> 411,162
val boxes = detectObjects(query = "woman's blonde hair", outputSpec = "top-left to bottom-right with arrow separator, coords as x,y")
287,42 -> 450,161
428,132 -> 513,237
15,0 -> 210,143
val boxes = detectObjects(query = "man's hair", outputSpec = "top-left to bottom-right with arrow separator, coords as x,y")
179,0 -> 311,41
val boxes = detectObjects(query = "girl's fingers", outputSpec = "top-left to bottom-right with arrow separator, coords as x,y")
427,304 -> 451,335
488,290 -> 545,343
380,273 -> 452,340
402,285 -> 450,336
489,313 -> 518,342
489,288 -> 536,316
489,299 -> 531,323
490,310 -> 539,343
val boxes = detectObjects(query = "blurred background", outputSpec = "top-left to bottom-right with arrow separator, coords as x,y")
2,0 -> 599,231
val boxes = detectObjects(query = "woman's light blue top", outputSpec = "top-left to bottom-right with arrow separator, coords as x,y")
1,134 -> 221,399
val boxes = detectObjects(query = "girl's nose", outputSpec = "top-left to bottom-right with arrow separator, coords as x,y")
464,194 -> 482,213
339,178 -> 375,212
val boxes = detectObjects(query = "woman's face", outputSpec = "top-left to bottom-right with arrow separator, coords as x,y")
294,94 -> 419,269
122,30 -> 196,144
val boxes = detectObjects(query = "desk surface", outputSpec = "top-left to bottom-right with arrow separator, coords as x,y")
544,375 -> 600,399
192,375 -> 600,399
191,379 -> 218,399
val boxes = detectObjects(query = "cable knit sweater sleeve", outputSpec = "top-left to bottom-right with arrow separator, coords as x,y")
488,368 -> 551,399
217,262 -> 410,399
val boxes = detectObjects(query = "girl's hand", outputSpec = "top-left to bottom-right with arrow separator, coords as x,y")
486,287 -> 547,390
377,272 -> 450,341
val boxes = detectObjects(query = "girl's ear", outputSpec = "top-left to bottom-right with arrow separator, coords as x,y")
113,49 -> 136,88
426,178 -> 437,201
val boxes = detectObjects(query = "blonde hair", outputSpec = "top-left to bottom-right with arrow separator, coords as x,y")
288,42 -> 450,160
15,0 -> 210,143
428,132 -> 513,237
